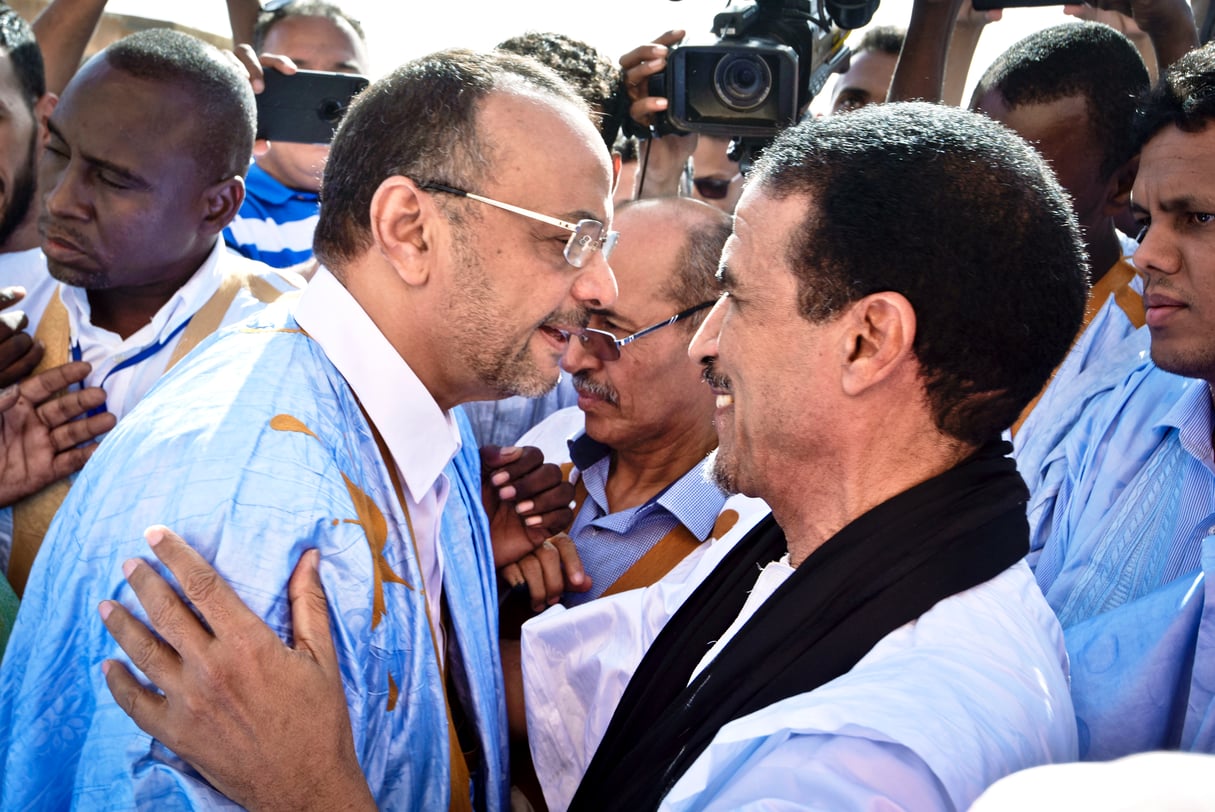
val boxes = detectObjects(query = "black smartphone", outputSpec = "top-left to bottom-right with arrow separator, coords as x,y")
255,68 -> 369,144
972,0 -> 1064,8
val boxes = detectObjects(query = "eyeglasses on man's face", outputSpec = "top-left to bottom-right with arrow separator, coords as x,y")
575,300 -> 716,362
693,173 -> 742,201
419,182 -> 618,269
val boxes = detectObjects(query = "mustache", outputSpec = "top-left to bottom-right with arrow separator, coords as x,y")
542,307 -> 591,334
701,359 -> 731,391
572,371 -> 618,405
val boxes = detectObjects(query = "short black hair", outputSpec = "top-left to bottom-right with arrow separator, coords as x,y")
496,31 -> 624,146
314,48 -> 587,270
750,101 -> 1089,445
854,25 -> 905,58
1134,40 -> 1215,149
972,22 -> 1149,179
103,29 -> 255,182
253,0 -> 365,53
0,4 -> 45,108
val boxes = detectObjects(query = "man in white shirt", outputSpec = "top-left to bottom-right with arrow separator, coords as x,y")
0,47 -> 617,811
1,27 -> 302,594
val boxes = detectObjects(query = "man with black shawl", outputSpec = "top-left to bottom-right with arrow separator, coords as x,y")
99,102 -> 1086,810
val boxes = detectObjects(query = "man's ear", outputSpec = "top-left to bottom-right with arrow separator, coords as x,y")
200,176 -> 245,236
33,93 -> 56,147
369,176 -> 431,287
840,291 -> 916,397
1104,154 -> 1138,216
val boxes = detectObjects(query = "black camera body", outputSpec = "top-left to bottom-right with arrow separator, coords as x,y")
654,39 -> 799,138
645,0 -> 878,139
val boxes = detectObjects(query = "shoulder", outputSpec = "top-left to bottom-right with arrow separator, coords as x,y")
678,562 -> 1074,810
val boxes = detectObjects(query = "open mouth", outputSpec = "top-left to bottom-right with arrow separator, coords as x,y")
538,324 -> 571,347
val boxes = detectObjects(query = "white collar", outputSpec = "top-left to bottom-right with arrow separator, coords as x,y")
59,239 -> 226,350
295,267 -> 461,503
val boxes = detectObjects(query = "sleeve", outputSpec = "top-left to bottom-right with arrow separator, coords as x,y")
662,733 -> 952,812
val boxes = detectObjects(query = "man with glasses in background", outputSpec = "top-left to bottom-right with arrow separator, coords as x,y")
0,48 -> 616,811
499,197 -> 768,615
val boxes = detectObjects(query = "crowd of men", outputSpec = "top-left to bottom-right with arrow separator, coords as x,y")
0,0 -> 1212,809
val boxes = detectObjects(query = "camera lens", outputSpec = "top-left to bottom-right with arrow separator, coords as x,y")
713,53 -> 772,112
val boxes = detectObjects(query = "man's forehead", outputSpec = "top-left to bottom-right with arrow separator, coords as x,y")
1134,124 -> 1215,203
478,89 -> 612,212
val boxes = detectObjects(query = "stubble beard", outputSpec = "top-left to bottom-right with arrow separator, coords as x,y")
448,237 -> 561,400
0,129 -> 38,249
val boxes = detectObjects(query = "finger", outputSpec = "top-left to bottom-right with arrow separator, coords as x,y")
524,506 -> 574,545
499,562 -> 525,590
143,525 -> 252,640
48,410 -> 115,452
516,554 -> 548,613
101,658 -> 172,742
0,339 -> 42,387
619,42 -> 668,71
0,383 -> 17,412
535,541 -> 565,608
48,440 -> 101,481
38,385 -> 108,428
554,536 -> 590,592
19,360 -> 92,403
287,549 -> 338,672
259,53 -> 299,76
0,308 -> 27,336
99,598 -> 182,690
512,467 -> 571,513
486,445 -> 540,488
629,96 -> 668,127
0,285 -> 25,309
122,554 -> 216,661
233,43 -> 265,91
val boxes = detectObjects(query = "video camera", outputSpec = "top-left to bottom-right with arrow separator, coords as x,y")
642,0 -> 880,142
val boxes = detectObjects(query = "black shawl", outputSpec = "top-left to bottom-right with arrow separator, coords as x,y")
568,439 -> 1029,811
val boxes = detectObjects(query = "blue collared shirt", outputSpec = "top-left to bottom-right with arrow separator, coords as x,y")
563,432 -> 726,606
223,163 -> 320,268
1029,357 -> 1215,625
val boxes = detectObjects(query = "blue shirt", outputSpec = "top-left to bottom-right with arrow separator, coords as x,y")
223,163 -> 320,268
1029,359 -> 1215,623
1024,355 -> 1215,759
563,432 -> 726,606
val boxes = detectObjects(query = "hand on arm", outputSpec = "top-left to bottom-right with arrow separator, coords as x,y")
0,360 -> 114,507
100,526 -> 375,812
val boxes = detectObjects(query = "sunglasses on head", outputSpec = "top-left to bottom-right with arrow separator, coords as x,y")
575,300 -> 716,362
693,173 -> 742,200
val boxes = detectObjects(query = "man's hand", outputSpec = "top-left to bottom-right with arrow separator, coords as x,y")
0,360 -> 114,507
100,526 -> 376,812
481,445 -> 574,568
499,533 -> 591,613
0,287 -> 44,388
1066,0 -> 1197,70
619,31 -> 699,199
620,29 -> 685,128
228,47 -> 300,157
